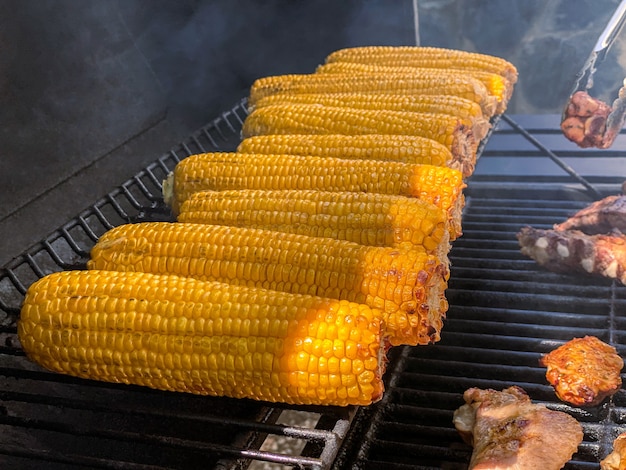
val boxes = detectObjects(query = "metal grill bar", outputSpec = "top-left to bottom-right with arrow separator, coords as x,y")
0,98 -> 360,470
501,114 -> 603,199
334,190 -> 626,469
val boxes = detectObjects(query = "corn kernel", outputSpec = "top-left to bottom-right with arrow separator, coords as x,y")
329,374 -> 342,388
18,270 -> 387,406
328,357 -> 340,374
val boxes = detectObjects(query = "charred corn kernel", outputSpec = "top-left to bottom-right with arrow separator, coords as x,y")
87,222 -> 450,345
324,46 -> 518,85
162,153 -> 465,237
18,270 -> 386,406
241,104 -> 478,167
316,62 -> 512,114
177,189 -> 452,253
236,134 -> 475,178
252,92 -> 491,140
248,73 -> 497,116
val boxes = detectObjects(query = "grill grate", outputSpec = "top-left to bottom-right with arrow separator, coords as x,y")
0,98 -> 358,470
2,104 -> 626,469
334,192 -> 626,470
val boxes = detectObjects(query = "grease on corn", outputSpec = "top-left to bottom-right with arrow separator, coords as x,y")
324,45 -> 518,84
162,153 -> 465,237
18,270 -> 387,405
248,73 -> 497,116
87,222 -> 450,345
251,93 -> 490,140
235,134 -> 475,177
241,104 -> 478,165
315,62 -> 512,114
177,189 -> 452,253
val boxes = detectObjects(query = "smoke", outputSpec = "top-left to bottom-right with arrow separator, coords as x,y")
132,0 -> 356,123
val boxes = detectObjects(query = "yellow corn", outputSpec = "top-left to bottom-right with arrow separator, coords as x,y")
252,93 -> 490,140
162,153 -> 465,238
177,190 -> 452,254
315,62 -> 512,114
236,133 -> 473,178
324,46 -> 518,85
236,134 -> 463,174
87,222 -> 450,345
18,270 -> 386,406
248,73 -> 497,116
241,104 -> 478,166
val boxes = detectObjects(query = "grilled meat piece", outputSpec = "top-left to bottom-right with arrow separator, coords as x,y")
517,226 -> 626,285
561,83 -> 626,149
453,386 -> 583,469
601,433 -> 626,470
554,194 -> 626,234
540,336 -> 623,407
561,91 -> 612,148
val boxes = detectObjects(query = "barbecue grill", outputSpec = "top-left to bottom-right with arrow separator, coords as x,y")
2,100 -> 626,469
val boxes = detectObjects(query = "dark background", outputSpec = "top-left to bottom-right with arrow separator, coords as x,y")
1,0 -> 625,266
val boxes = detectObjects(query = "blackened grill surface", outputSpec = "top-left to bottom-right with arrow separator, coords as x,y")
333,117 -> 626,469
2,106 -> 626,469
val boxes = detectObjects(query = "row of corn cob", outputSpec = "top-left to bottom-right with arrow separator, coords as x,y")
241,45 -> 516,179
18,46 -> 517,407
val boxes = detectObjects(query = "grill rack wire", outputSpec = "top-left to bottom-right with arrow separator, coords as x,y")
2,101 -> 626,469
0,98 -> 359,470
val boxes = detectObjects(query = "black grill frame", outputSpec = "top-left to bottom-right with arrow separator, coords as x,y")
2,104 -> 626,469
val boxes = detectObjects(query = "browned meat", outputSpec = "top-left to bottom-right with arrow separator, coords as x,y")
540,336 -> 623,407
554,195 -> 626,234
561,91 -> 612,148
517,226 -> 626,285
453,386 -> 583,469
561,83 -> 626,149
601,433 -> 626,470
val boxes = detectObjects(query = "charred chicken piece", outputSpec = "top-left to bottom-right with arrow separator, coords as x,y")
540,336 -> 623,407
561,81 -> 626,149
453,386 -> 583,470
601,433 -> 626,470
517,226 -> 626,285
554,194 -> 626,234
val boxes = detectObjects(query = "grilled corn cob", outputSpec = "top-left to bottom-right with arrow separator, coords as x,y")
162,153 -> 465,238
324,46 -> 518,84
236,133 -> 461,174
177,190 -> 451,254
241,104 -> 478,167
252,93 -> 490,140
18,270 -> 387,406
248,73 -> 497,116
87,222 -> 450,345
315,62 -> 511,114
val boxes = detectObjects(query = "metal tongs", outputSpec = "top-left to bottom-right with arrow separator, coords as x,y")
568,0 -> 626,98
